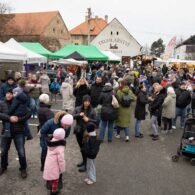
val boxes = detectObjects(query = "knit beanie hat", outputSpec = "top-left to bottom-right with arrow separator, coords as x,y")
61,114 -> 73,126
39,94 -> 50,104
86,122 -> 96,133
13,87 -> 23,95
52,128 -> 65,141
167,87 -> 175,94
82,95 -> 91,103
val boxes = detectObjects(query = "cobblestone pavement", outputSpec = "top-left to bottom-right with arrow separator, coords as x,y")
0,101 -> 194,195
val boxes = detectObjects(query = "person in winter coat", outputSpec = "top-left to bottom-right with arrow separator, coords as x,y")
162,87 -> 176,134
162,64 -> 168,76
0,76 -> 17,101
40,112 -> 73,190
26,74 -> 42,118
149,83 -> 166,141
38,94 -> 54,171
50,78 -> 60,103
172,82 -> 191,129
83,123 -> 101,185
0,90 -> 31,178
99,83 -> 117,142
43,128 -> 66,195
39,70 -> 50,95
134,83 -> 148,138
191,83 -> 195,117
115,80 -> 136,142
60,78 -> 74,113
73,95 -> 98,172
73,78 -> 90,107
90,76 -> 103,108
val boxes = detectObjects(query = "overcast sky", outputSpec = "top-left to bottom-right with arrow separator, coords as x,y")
4,0 -> 195,46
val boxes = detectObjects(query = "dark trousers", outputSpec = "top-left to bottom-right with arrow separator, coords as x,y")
162,117 -> 172,130
76,132 -> 86,166
1,133 -> 27,170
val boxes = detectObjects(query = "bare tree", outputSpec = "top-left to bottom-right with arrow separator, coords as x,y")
0,2 -> 12,14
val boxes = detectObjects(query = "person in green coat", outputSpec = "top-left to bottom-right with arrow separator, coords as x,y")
115,80 -> 136,142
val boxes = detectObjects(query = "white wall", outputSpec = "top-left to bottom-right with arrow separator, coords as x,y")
91,18 -> 141,57
175,45 -> 186,60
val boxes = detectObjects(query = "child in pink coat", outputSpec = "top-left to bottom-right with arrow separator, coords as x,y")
43,128 -> 66,195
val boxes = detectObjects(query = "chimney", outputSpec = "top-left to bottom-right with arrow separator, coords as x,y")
105,15 -> 108,22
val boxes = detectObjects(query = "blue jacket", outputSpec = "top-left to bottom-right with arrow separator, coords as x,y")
0,82 -> 17,101
40,118 -> 71,150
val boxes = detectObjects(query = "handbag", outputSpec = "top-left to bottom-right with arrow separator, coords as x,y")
112,95 -> 119,108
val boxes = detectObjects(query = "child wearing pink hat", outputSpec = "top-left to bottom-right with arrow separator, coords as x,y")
43,128 -> 66,195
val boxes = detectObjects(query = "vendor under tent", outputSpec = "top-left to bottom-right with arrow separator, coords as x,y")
54,44 -> 108,61
101,50 -> 121,62
4,38 -> 47,64
20,42 -> 61,59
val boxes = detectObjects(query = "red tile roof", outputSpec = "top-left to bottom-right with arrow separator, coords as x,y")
3,11 -> 59,35
70,18 -> 107,36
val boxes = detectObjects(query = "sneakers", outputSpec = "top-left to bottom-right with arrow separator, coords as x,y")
78,165 -> 86,173
152,135 -> 159,141
161,130 -> 168,135
85,179 -> 96,185
135,133 -> 144,138
0,167 -> 7,175
115,134 -> 120,139
21,170 -> 27,178
125,136 -> 129,142
34,115 -> 38,119
172,126 -> 176,130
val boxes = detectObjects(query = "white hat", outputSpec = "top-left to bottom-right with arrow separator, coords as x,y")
39,94 -> 50,104
167,87 -> 175,94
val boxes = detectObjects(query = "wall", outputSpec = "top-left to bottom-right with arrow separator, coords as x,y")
175,45 -> 195,60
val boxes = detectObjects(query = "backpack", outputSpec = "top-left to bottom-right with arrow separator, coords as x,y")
120,92 -> 132,107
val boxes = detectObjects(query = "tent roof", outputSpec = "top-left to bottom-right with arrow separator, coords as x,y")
0,42 -> 26,62
65,51 -> 86,61
4,38 -> 47,63
20,42 -> 60,58
54,44 -> 108,61
50,58 -> 88,66
101,50 -> 121,61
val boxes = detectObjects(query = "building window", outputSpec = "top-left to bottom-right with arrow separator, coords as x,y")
117,31 -> 119,35
53,28 -> 55,33
111,31 -> 113,35
57,20 -> 60,24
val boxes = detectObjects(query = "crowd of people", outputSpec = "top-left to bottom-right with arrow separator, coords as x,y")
0,62 -> 195,194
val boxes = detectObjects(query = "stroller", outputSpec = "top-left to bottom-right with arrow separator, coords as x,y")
172,114 -> 195,165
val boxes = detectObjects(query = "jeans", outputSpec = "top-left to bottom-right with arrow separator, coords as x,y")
151,115 -> 158,135
116,127 -> 129,136
172,107 -> 186,128
3,123 -> 11,138
99,120 -> 114,141
30,97 -> 39,117
135,119 -> 141,136
1,133 -> 27,170
87,158 -> 96,182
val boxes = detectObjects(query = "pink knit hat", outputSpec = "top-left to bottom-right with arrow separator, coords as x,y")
52,128 -> 65,141
61,114 -> 73,126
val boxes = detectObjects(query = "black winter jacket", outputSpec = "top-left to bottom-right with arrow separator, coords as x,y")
90,82 -> 103,107
38,102 -> 54,128
99,85 -> 118,121
73,105 -> 98,134
176,88 -> 191,108
73,85 -> 91,107
135,90 -> 148,120
0,99 -> 31,134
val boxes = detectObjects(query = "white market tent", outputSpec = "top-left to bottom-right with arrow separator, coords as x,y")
101,50 -> 121,62
4,38 -> 47,64
0,42 -> 26,62
50,58 -> 88,66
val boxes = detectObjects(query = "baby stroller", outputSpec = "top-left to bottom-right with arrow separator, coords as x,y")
172,114 -> 195,165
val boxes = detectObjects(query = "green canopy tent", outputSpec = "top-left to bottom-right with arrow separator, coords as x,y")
20,42 -> 61,59
54,44 -> 108,61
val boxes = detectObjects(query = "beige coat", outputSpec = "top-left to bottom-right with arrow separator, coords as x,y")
39,74 -> 50,94
162,93 -> 176,119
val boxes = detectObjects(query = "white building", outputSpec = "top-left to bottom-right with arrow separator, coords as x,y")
91,18 -> 141,58
175,35 -> 195,60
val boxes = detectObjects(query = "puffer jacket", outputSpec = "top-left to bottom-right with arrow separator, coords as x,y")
0,99 -> 31,134
99,85 -> 117,121
90,82 -> 103,107
175,88 -> 191,108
